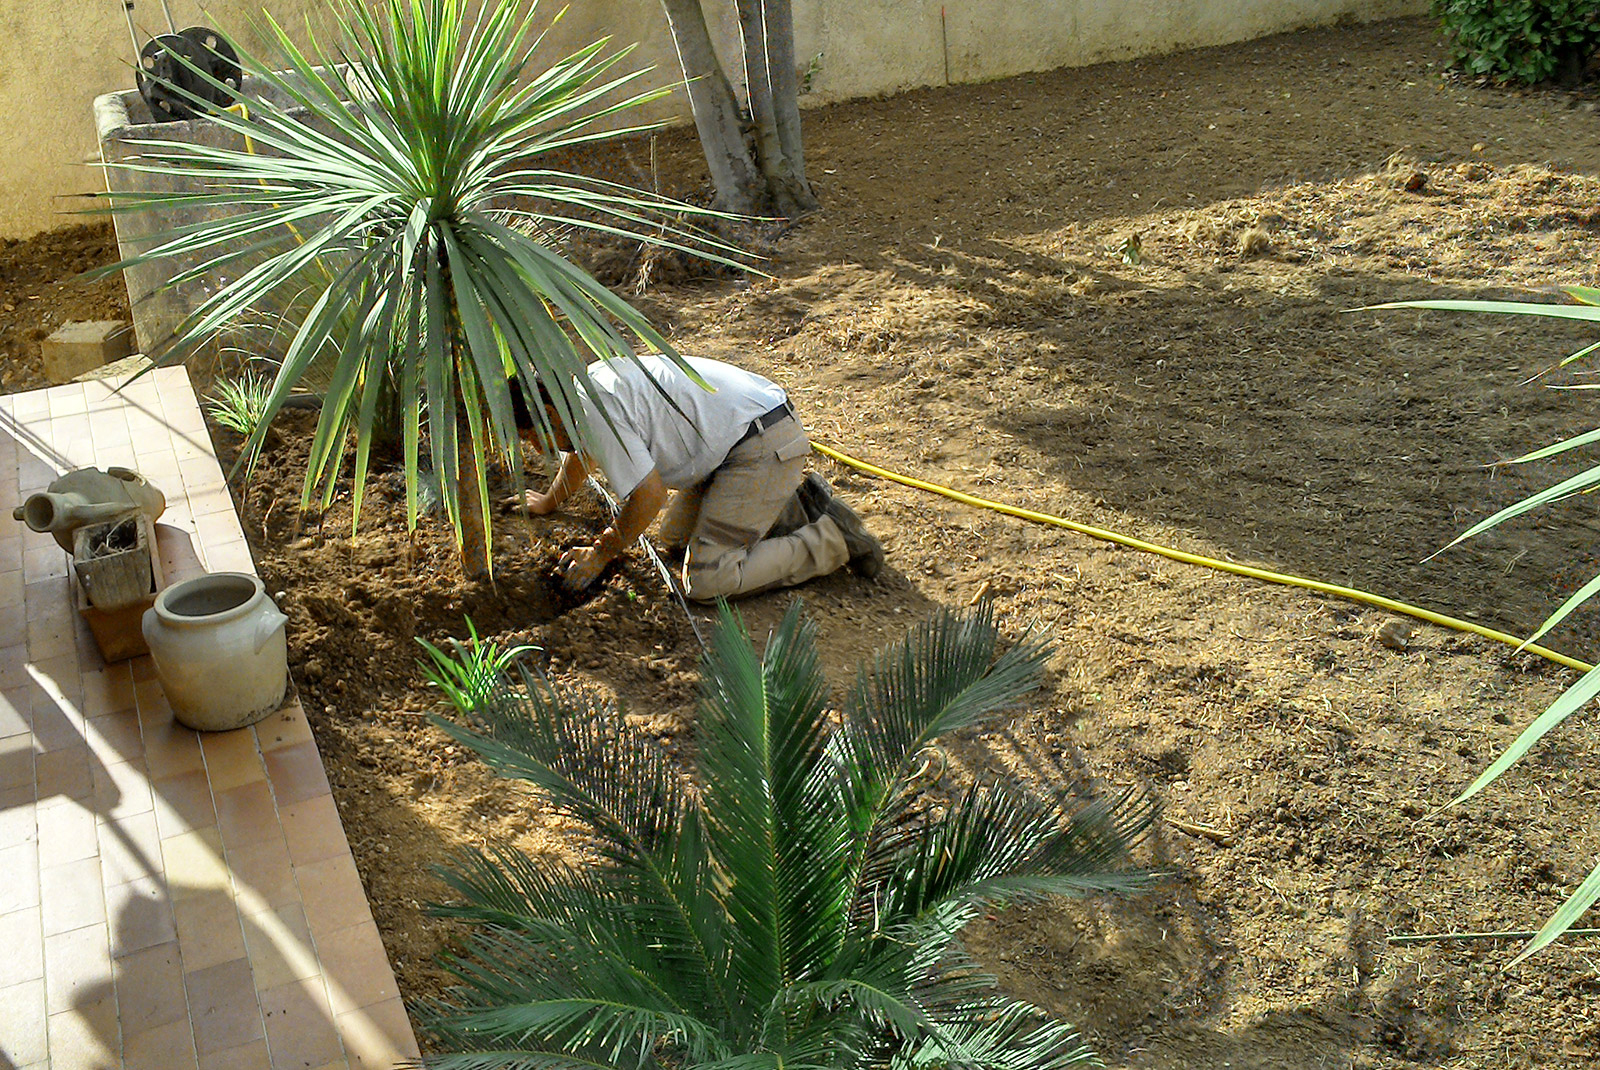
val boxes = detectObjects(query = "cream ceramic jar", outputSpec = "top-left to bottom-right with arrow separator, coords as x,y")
142,572 -> 289,732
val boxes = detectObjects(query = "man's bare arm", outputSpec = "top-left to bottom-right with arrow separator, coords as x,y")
557,470 -> 669,590
524,452 -> 591,516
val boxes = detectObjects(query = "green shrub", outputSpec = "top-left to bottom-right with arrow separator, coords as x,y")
1434,0 -> 1600,84
204,372 -> 273,438
423,601 -> 1154,1067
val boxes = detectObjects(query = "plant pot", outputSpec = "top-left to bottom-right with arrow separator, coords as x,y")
72,513 -> 155,611
142,572 -> 289,732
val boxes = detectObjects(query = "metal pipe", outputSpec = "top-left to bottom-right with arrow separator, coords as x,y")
121,1 -> 143,65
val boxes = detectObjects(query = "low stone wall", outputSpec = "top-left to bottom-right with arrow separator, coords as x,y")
4,0 -> 1423,240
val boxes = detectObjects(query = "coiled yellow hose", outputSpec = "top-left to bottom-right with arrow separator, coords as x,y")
812,441 -> 1593,675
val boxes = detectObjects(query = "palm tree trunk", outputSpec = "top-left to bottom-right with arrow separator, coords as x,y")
735,0 -> 817,217
658,0 -> 765,213
761,0 -> 814,206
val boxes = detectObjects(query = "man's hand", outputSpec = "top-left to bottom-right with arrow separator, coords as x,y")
521,489 -> 560,516
557,543 -> 609,592
551,471 -> 667,593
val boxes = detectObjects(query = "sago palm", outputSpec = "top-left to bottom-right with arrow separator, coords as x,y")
422,601 -> 1153,1068
95,0 -> 742,576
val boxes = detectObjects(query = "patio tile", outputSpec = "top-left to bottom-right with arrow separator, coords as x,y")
23,578 -> 70,622
142,720 -> 206,779
241,903 -> 319,992
43,920 -> 114,1014
255,702 -> 314,752
186,956 -> 264,1056
295,853 -> 372,937
0,569 -> 23,610
199,1038 -> 273,1070
259,977 -> 342,1070
281,794 -> 347,866
0,784 -> 37,849
22,544 -> 67,584
113,939 -> 188,1034
162,827 -> 232,900
46,996 -> 120,1070
98,808 -> 163,887
32,654 -> 84,707
320,921 -> 399,1016
34,743 -> 93,802
0,977 -> 48,1066
0,839 -> 40,912
0,731 -> 34,791
153,768 -> 220,841
0,605 -> 24,649
0,906 -> 45,987
105,874 -> 177,957
263,741 -> 331,808
5,369 -> 416,1066
46,386 -> 88,420
216,780 -> 280,850
87,708 -> 146,766
201,728 -> 268,792
39,856 -> 106,936
122,1016 -> 199,1070
26,610 -> 77,662
340,996 -> 420,1068
0,642 -> 28,691
173,889 -> 248,974
93,756 -> 156,822
0,686 -> 29,738
29,696 -> 85,754
82,664 -> 137,719
228,835 -> 300,911
35,796 -> 99,867
205,539 -> 258,573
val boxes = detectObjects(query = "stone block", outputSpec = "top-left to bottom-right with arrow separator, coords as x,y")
41,321 -> 135,384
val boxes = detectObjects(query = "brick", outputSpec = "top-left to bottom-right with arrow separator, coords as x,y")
40,322 -> 135,385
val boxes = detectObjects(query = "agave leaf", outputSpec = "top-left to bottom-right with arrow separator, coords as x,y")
1445,663 -> 1600,811
1365,298 -> 1600,322
1508,859 -> 1600,967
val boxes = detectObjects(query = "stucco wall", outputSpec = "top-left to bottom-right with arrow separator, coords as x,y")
6,0 -> 1425,239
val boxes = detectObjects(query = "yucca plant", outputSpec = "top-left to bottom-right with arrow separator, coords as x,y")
1373,286 -> 1600,962
423,600 -> 1153,1068
94,0 -> 744,576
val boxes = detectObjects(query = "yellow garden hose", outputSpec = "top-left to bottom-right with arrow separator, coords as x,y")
812,441 -> 1595,676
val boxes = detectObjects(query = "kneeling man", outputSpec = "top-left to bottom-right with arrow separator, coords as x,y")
515,354 -> 884,601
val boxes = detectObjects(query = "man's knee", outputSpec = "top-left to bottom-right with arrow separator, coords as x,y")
682,540 -> 739,602
682,561 -> 738,603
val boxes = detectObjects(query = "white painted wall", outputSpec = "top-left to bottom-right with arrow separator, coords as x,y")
5,0 -> 1424,238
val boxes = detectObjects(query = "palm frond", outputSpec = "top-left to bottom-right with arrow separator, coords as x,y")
693,603 -> 854,1028
872,782 -> 1154,929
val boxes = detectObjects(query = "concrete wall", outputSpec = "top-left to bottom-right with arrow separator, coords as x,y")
5,0 -> 1424,239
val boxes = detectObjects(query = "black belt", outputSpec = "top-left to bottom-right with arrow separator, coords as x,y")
732,401 -> 795,448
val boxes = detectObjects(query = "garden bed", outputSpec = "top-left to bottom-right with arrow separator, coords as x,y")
11,14 -> 1600,1069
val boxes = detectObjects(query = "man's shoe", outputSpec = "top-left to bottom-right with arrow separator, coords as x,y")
796,471 -> 833,522
824,497 -> 885,579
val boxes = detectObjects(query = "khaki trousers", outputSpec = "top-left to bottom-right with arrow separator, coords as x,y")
657,415 -> 850,602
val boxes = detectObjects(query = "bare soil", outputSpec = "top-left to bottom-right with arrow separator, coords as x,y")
10,15 -> 1600,1069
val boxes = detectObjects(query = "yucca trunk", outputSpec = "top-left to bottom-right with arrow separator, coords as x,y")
456,404 -> 490,579
441,259 -> 491,580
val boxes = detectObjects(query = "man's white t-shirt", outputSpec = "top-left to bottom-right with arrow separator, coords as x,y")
571,355 -> 788,498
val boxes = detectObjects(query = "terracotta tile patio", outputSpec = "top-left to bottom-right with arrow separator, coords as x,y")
0,368 -> 418,1069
